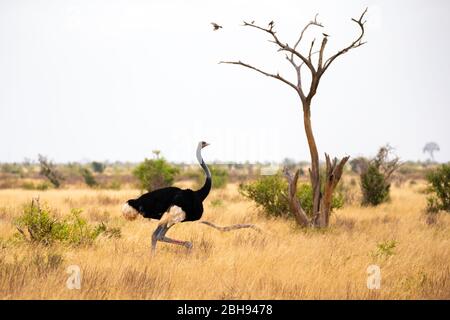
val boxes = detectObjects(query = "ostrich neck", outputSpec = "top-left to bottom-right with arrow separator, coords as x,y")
196,146 -> 211,201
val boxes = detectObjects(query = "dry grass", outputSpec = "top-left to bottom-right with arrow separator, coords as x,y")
0,182 -> 449,299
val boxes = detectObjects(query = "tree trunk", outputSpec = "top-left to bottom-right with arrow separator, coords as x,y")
283,102 -> 350,229
283,168 -> 310,227
302,103 -> 322,226
317,154 -> 349,227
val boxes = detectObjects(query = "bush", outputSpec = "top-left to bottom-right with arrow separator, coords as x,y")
210,166 -> 228,189
372,240 -> 397,258
239,175 -> 287,217
21,181 -> 51,191
239,174 -> 343,218
1,163 -> 23,175
14,199 -> 119,246
14,200 -> 59,245
191,166 -> 229,189
21,182 -> 36,190
36,182 -> 51,191
359,145 -> 400,206
91,161 -> 106,173
108,179 -> 122,190
210,199 -> 223,207
426,164 -> 450,213
360,164 -> 390,206
133,158 -> 179,192
80,167 -> 97,187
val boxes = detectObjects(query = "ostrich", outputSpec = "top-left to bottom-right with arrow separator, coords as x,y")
122,141 -> 259,252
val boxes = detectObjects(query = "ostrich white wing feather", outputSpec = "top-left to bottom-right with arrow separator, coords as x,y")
160,205 -> 186,228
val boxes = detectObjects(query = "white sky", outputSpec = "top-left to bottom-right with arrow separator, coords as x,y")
0,0 -> 449,164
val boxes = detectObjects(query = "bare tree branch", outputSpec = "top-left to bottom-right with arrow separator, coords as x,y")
225,10 -> 367,102
308,39 -> 316,61
318,36 -> 328,69
292,14 -> 323,61
219,60 -> 300,94
322,8 -> 367,73
242,21 -> 316,74
283,55 -> 306,101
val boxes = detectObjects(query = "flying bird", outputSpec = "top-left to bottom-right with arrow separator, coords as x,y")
211,22 -> 223,31
322,33 -> 329,37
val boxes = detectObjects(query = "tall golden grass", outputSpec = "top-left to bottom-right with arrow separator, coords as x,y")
0,181 -> 449,299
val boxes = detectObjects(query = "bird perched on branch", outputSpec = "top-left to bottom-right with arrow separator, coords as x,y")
211,22 -> 223,31
268,20 -> 274,28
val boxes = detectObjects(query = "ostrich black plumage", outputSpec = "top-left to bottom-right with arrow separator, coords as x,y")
122,141 -> 211,251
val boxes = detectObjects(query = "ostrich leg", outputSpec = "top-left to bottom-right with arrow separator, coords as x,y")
151,206 -> 192,253
151,223 -> 192,252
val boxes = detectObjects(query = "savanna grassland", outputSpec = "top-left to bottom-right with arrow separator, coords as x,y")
0,178 -> 449,300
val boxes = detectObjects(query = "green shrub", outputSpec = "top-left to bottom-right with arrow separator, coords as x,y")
14,200 -> 119,246
426,164 -> 450,213
372,240 -> 397,258
210,166 -> 228,189
56,209 -> 106,246
210,199 -> 224,207
239,175 -> 288,217
36,182 -> 51,191
239,174 -> 343,218
133,158 -> 179,191
359,145 -> 400,206
296,182 -> 343,216
360,164 -> 390,206
21,181 -> 51,191
108,179 -> 122,190
95,223 -> 121,239
14,200 -> 59,245
184,166 -> 228,189
21,182 -> 36,190
1,163 -> 23,175
182,169 -> 202,181
80,167 -> 97,187
91,161 -> 106,173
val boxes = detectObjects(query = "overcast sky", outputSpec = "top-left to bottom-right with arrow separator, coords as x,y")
0,0 -> 449,164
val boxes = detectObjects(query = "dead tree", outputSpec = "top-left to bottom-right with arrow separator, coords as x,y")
221,9 -> 367,228
38,154 -> 64,188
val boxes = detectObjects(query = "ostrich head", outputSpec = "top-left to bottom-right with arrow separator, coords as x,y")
196,141 -> 210,165
122,199 -> 140,221
199,141 -> 210,149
